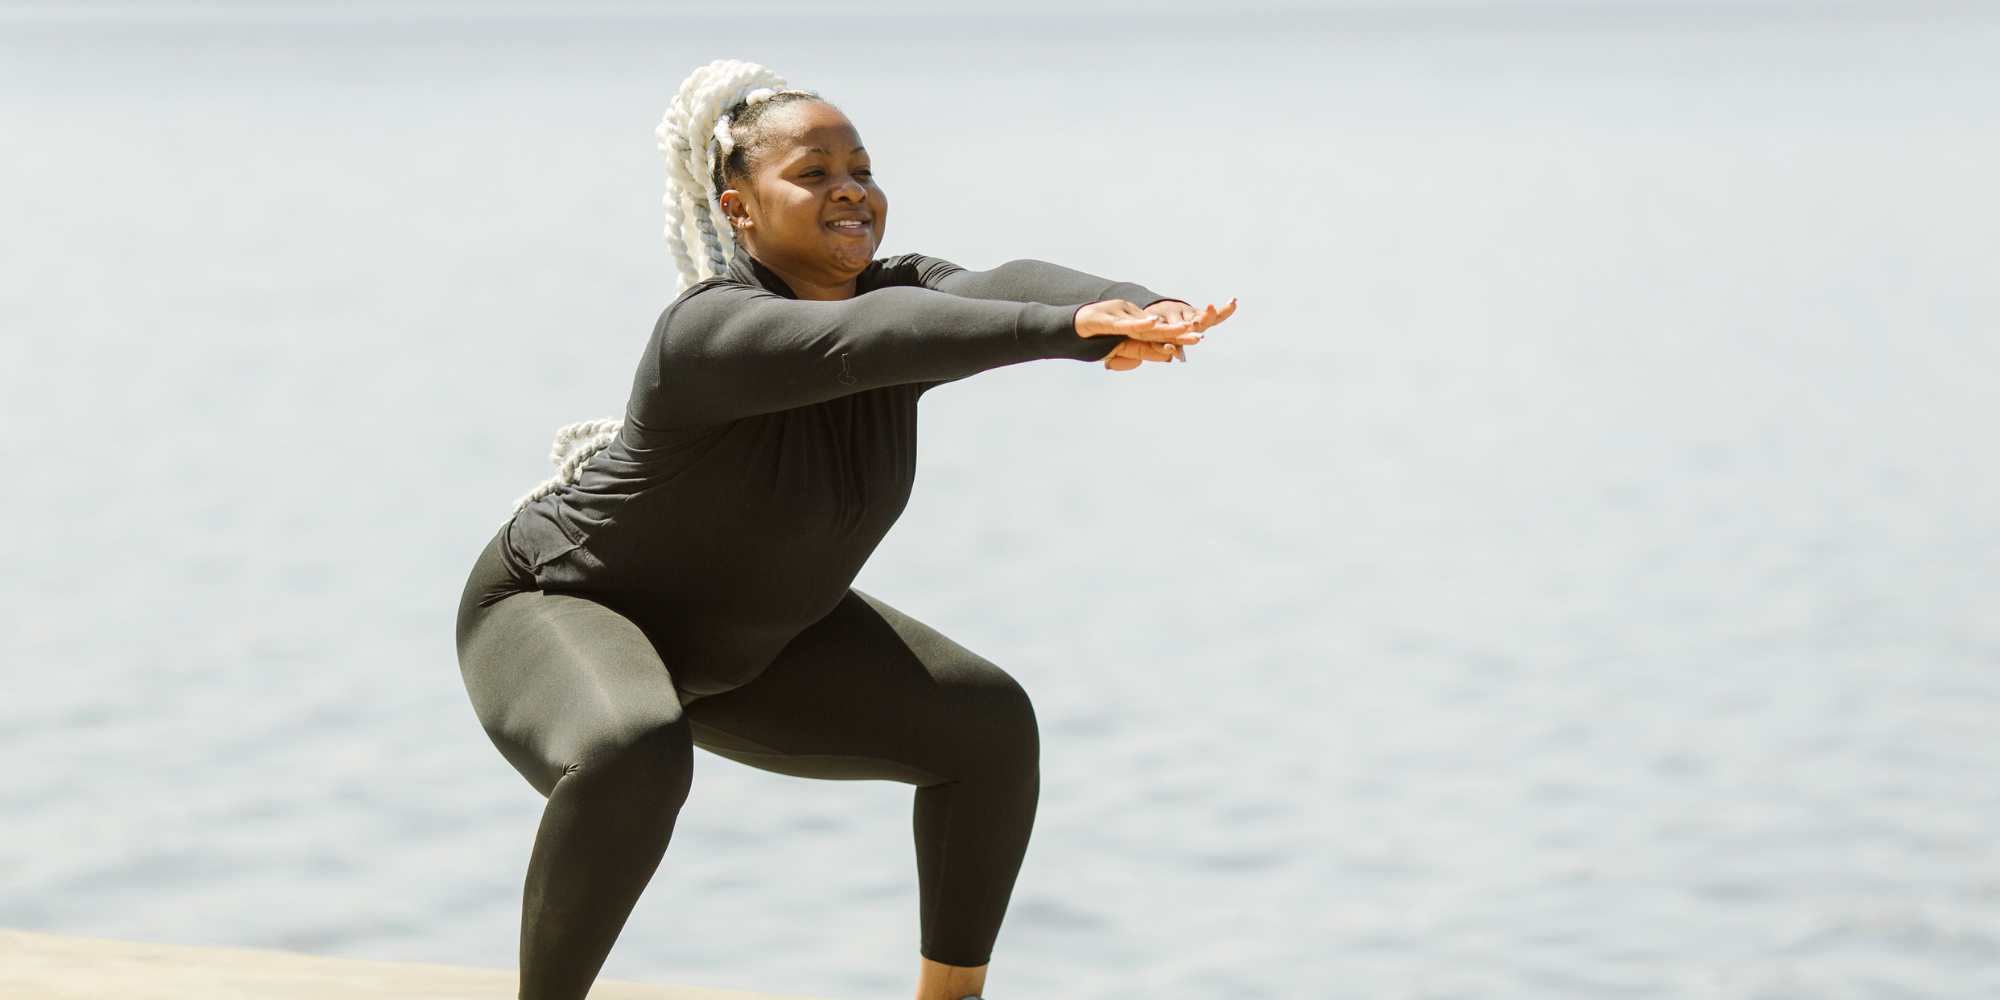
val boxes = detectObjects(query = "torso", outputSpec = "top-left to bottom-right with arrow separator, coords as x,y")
509,384 -> 922,697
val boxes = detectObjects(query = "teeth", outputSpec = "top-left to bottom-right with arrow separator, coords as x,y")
831,220 -> 866,228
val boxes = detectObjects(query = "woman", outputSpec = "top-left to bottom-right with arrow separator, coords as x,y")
456,60 -> 1236,1000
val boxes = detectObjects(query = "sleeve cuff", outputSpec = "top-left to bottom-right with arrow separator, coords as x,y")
1102,281 -> 1176,308
1016,302 -> 1121,362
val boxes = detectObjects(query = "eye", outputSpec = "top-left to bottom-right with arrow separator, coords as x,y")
799,167 -> 825,178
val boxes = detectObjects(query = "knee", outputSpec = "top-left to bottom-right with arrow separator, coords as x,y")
545,708 -> 693,804
956,674 -> 1039,777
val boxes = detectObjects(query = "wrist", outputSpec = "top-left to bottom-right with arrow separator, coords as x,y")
1073,301 -> 1118,338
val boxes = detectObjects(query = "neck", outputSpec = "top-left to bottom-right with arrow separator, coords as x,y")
747,252 -> 859,301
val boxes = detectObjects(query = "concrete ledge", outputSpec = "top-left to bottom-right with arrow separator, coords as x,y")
0,929 -> 830,1000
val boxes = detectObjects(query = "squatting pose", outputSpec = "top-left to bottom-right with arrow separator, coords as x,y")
456,60 -> 1237,1000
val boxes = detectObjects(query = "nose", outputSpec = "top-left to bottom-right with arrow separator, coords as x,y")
831,173 -> 866,202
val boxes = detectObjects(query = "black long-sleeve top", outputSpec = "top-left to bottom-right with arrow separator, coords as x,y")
501,251 -> 1170,697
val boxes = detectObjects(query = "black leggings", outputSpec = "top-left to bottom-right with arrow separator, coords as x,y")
454,536 -> 1038,1000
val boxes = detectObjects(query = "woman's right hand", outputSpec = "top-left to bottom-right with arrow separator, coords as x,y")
1075,298 -> 1237,371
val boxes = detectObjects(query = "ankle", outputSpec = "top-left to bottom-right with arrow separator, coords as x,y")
914,956 -> 987,1000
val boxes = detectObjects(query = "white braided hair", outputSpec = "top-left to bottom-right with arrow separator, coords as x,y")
509,60 -> 801,517
508,418 -> 625,514
658,59 -> 794,295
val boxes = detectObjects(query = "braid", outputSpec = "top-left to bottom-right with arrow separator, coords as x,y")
508,418 -> 623,517
655,59 -> 792,295
508,61 -> 813,520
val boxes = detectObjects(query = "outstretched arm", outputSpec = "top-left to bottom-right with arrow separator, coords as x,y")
632,283 -> 1120,430
900,255 -> 1234,371
903,256 -> 1177,309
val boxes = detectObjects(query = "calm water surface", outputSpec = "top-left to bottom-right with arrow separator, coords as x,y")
3,4 -> 1999,998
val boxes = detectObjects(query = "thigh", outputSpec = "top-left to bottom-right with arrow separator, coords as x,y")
683,590 -> 1036,785
457,539 -> 683,796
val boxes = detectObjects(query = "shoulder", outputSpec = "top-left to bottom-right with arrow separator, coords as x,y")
859,253 -> 965,292
656,277 -> 782,339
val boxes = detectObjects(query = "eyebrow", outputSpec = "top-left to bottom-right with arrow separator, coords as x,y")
800,146 -> 866,155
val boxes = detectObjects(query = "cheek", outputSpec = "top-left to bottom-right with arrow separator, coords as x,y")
771,191 -> 823,241
867,189 -> 889,242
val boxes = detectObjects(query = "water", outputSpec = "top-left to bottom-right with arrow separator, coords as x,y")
3,3 -> 1999,998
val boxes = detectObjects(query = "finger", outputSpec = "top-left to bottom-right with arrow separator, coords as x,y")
1104,339 -> 1174,364
1114,316 -> 1187,337
1182,303 -> 1214,333
1076,300 -> 1154,337
1081,311 -> 1161,339
1123,317 -> 1201,340
1107,340 -> 1148,360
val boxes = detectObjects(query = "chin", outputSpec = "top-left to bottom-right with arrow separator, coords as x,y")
827,243 -> 879,273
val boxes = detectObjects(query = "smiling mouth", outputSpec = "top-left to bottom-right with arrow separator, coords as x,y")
827,219 -> 872,235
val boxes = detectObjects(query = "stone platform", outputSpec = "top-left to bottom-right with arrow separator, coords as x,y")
0,929 -> 827,1000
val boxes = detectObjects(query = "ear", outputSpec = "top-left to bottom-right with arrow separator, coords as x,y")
719,187 -> 753,232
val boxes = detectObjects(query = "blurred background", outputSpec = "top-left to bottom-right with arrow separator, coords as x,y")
3,1 -> 1999,998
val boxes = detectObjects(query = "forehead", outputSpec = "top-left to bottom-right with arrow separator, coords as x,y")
750,102 -> 864,160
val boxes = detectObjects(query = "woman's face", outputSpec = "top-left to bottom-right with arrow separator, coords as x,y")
720,102 -> 887,298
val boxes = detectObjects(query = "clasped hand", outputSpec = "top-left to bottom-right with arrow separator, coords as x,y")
1075,298 -> 1239,371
